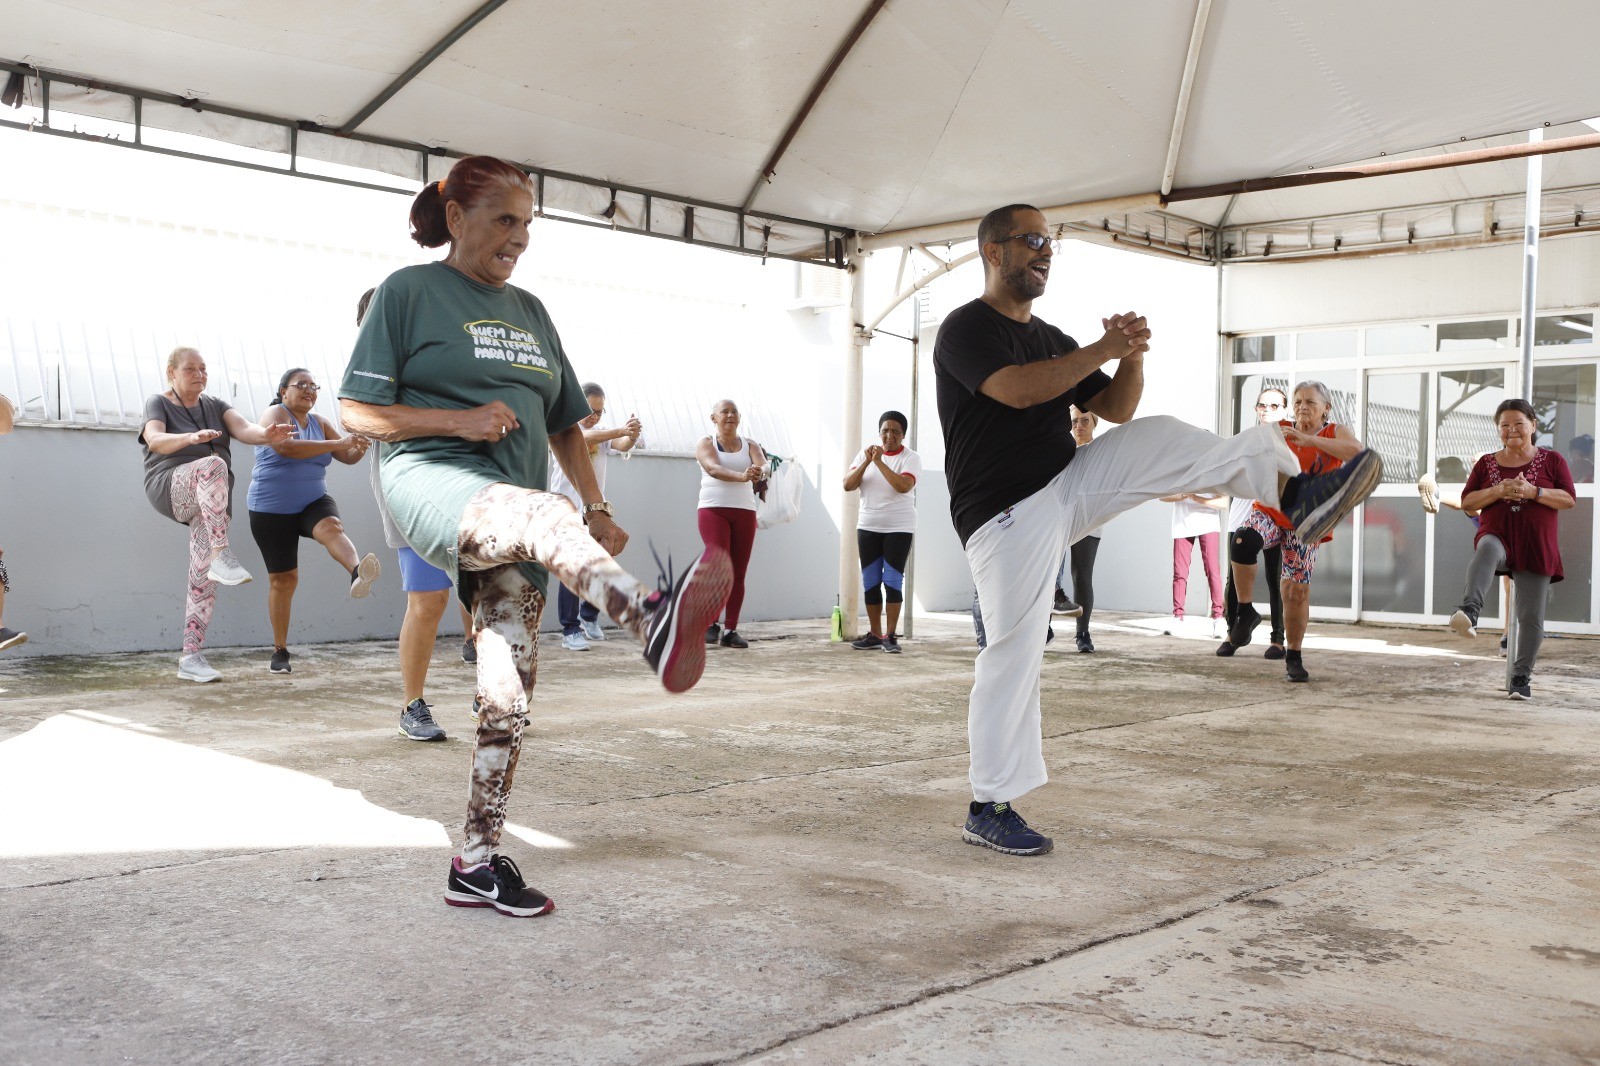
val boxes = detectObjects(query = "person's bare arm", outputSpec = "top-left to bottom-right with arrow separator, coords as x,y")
0,394 -> 14,435
1283,422 -> 1363,462
874,454 -> 915,494
140,418 -> 210,455
339,398 -> 517,443
550,423 -> 627,555
843,448 -> 875,491
979,313 -> 1150,410
697,437 -> 753,482
1083,351 -> 1145,424
259,407 -> 352,460
223,407 -> 292,447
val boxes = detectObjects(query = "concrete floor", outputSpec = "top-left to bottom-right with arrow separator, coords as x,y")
1,611 -> 1597,1065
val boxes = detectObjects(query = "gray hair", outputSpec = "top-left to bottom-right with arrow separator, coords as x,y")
581,382 -> 605,400
1293,380 -> 1334,424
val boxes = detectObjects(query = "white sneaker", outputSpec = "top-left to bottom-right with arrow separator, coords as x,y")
349,552 -> 381,599
207,550 -> 253,586
580,619 -> 606,642
178,653 -> 221,683
561,631 -> 590,651
1211,618 -> 1225,639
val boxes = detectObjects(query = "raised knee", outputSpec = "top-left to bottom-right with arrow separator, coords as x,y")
1230,528 -> 1264,565
269,571 -> 298,590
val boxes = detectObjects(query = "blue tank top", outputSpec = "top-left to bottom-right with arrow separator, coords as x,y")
247,409 -> 332,514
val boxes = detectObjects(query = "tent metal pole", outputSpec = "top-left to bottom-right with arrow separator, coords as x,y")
1508,128 -> 1544,692
338,0 -> 511,134
903,294 -> 921,641
1160,0 -> 1213,197
839,245 -> 867,640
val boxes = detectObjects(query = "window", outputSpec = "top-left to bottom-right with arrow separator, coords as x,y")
1296,330 -> 1357,361
1365,324 -> 1431,357
1534,314 -> 1593,347
1233,334 -> 1287,363
1437,319 -> 1509,350
1436,368 -> 1504,481
1233,374 -> 1291,433
1365,372 -> 1426,483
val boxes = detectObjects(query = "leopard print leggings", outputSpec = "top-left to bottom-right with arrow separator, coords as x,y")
456,483 -> 659,865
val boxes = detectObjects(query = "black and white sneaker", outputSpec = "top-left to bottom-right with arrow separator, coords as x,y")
348,553 -> 381,599
269,647 -> 291,674
1282,449 -> 1384,545
881,633 -> 902,654
1051,590 -> 1083,617
705,622 -> 721,645
1448,608 -> 1479,639
0,627 -> 28,651
850,632 -> 883,650
444,854 -> 554,917
643,546 -> 733,693
461,638 -> 477,665
1508,675 -> 1532,701
963,801 -> 1053,856
1284,650 -> 1310,683
398,698 -> 446,741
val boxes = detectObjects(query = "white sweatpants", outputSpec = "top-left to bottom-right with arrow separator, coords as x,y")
966,416 -> 1298,803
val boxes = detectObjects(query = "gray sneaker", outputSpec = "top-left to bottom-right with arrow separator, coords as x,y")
0,627 -> 27,651
580,619 -> 606,642
177,653 -> 221,683
398,698 -> 447,741
348,552 -> 381,599
206,550 -> 252,586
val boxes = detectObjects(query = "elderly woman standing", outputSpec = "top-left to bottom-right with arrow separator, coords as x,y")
1447,398 -> 1576,700
844,409 -> 922,653
340,155 -> 729,918
1227,381 -> 1365,683
697,399 -> 767,650
247,367 -> 381,674
140,347 -> 293,682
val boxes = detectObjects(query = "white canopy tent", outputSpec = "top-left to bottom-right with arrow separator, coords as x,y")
7,0 -> 1600,634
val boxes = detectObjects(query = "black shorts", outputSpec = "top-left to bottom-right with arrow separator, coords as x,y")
249,495 -> 340,574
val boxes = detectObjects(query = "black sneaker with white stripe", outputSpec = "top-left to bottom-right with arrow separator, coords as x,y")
963,800 -> 1053,856
444,854 -> 553,917
642,546 -> 732,693
1281,449 -> 1384,545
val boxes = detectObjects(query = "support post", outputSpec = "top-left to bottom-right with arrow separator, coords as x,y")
1509,128 -> 1543,692
838,244 -> 868,640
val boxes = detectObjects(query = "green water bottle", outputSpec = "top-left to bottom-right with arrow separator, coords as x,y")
829,598 -> 844,642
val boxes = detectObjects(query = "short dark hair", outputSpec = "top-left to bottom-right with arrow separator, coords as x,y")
978,204 -> 1040,249
878,410 -> 908,433
1494,398 -> 1539,424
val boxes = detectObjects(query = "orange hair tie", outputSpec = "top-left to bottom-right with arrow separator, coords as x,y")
435,179 -> 446,196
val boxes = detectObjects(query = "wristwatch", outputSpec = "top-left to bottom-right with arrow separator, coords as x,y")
582,501 -> 614,524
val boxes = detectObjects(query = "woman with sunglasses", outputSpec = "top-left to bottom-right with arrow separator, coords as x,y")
246,367 -> 380,674
1216,386 -> 1289,659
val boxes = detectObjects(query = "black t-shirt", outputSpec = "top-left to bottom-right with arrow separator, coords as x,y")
934,298 -> 1112,546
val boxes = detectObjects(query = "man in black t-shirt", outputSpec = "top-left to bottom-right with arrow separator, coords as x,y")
935,204 -> 1384,858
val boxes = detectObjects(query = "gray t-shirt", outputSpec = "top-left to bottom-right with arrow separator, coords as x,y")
138,393 -> 236,523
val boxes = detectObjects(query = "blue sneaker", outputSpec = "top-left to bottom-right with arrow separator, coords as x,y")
963,801 -> 1053,856
1282,449 -> 1384,545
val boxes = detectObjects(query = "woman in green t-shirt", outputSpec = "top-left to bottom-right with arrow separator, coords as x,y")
339,155 -> 731,919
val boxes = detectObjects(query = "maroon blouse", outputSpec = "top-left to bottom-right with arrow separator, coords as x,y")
1462,448 -> 1576,581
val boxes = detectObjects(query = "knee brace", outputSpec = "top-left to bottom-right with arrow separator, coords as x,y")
1230,527 -> 1265,565
863,584 -> 885,607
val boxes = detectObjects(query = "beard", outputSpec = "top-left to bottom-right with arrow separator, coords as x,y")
1000,256 -> 1047,300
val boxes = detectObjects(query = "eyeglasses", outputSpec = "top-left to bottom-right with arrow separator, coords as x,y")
1254,402 -> 1285,410
290,382 -> 321,392
998,232 -> 1061,255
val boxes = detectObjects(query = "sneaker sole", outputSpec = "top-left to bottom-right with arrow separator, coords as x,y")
397,724 -> 447,742
349,553 -> 381,599
962,830 -> 1053,856
657,549 -> 734,694
207,569 -> 252,586
177,669 -> 219,683
269,665 -> 291,674
0,632 -> 27,651
443,890 -> 555,917
1448,610 -> 1478,638
1051,605 -> 1084,617
1294,450 -> 1384,544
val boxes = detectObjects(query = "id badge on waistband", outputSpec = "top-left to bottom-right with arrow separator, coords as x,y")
996,507 -> 1015,530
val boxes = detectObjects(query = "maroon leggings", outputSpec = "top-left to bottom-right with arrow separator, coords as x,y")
697,506 -> 757,630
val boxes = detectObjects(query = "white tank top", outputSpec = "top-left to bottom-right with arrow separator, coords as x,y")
698,437 -> 758,510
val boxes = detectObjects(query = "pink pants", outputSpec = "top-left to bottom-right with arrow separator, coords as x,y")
169,456 -> 232,654
1173,532 -> 1224,619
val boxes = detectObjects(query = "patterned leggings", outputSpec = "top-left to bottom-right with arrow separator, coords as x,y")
456,483 -> 658,865
168,457 -> 232,655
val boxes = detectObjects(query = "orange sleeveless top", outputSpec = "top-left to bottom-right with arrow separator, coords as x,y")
1254,421 -> 1344,538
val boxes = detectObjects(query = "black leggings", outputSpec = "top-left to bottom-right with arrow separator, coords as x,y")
1068,535 -> 1099,636
1223,539 -> 1285,645
248,495 -> 340,575
858,529 -> 913,606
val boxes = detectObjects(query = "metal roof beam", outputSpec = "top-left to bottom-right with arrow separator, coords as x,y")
741,0 -> 889,212
1160,0 -> 1213,197
338,0 -> 511,134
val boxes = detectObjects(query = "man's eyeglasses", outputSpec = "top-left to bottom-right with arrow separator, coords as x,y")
998,232 -> 1061,255
290,382 -> 321,392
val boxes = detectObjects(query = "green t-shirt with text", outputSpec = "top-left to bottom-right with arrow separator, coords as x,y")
339,262 -> 590,597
